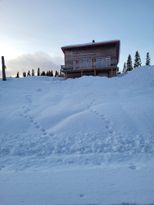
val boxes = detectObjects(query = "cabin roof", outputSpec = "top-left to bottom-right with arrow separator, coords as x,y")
61,40 -> 120,52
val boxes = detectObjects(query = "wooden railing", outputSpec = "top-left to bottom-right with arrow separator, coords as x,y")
61,65 -> 73,71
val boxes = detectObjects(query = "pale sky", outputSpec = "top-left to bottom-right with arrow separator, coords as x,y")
0,0 -> 154,75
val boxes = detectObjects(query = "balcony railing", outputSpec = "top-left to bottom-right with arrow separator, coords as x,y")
61,65 -> 118,73
61,65 -> 73,71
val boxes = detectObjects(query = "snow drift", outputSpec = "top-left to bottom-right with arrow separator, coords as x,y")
0,66 -> 154,170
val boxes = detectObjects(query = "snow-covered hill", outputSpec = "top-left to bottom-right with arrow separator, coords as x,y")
0,66 -> 154,170
0,66 -> 154,204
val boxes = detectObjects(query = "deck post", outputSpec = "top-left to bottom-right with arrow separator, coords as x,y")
81,70 -> 83,77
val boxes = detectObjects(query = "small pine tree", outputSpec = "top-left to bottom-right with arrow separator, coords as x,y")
37,68 -> 40,76
48,70 -> 51,76
23,72 -> 26,77
41,71 -> 46,76
134,51 -> 141,68
46,71 -> 49,76
27,70 -> 31,76
48,71 -> 53,76
50,70 -> 53,77
16,72 -> 20,78
32,69 -> 35,76
55,70 -> 59,77
123,62 -> 127,73
146,52 -> 150,66
127,54 -> 133,71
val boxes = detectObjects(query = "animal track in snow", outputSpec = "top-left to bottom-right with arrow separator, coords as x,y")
20,102 -> 53,138
25,94 -> 32,104
89,104 -> 115,136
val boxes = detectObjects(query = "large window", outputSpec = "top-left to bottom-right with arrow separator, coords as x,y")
105,57 -> 111,67
96,56 -> 111,68
73,56 -> 111,69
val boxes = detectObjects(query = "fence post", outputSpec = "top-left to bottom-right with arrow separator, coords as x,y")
1,56 -> 6,81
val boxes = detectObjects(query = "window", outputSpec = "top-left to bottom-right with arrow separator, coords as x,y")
105,57 -> 111,67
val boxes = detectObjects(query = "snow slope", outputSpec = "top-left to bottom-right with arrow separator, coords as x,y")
0,66 -> 154,170
0,66 -> 154,204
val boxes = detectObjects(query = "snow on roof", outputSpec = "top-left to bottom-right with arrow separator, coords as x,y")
61,40 -> 120,52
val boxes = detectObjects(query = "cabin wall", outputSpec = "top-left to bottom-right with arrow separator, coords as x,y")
64,45 -> 118,70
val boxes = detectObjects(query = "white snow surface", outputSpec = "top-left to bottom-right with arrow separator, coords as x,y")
0,66 -> 154,204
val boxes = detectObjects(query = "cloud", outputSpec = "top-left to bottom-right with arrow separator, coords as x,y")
6,52 -> 63,76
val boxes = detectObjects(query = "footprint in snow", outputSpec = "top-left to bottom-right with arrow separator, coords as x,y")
90,108 -> 117,136
35,125 -> 40,129
43,131 -> 47,136
33,121 -> 38,125
22,105 -> 30,113
41,128 -> 46,132
21,103 -> 54,139
109,129 -> 114,134
105,124 -> 112,129
33,121 -> 40,128
79,193 -> 85,198
29,118 -> 34,123
36,88 -> 42,92
129,164 -> 137,170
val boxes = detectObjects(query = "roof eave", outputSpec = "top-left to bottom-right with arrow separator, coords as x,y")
61,40 -> 120,52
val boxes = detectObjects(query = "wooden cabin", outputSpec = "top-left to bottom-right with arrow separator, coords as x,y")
60,40 -> 120,78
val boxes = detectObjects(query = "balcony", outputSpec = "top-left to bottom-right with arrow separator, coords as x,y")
61,65 -> 73,71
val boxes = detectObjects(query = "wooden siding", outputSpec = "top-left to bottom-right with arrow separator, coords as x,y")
64,45 -> 118,70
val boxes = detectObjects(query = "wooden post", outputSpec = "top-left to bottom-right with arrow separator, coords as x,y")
81,70 -> 83,77
1,56 -> 6,81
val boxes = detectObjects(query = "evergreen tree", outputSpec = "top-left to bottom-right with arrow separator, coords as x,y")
41,71 -> 46,76
127,54 -> 133,71
27,70 -> 31,76
55,70 -> 59,77
32,69 -> 35,76
123,62 -> 127,73
146,52 -> 150,66
16,72 -> 20,78
37,68 -> 40,76
134,51 -> 141,68
48,71 -> 51,76
23,72 -> 26,77
46,71 -> 49,76
50,70 -> 53,77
